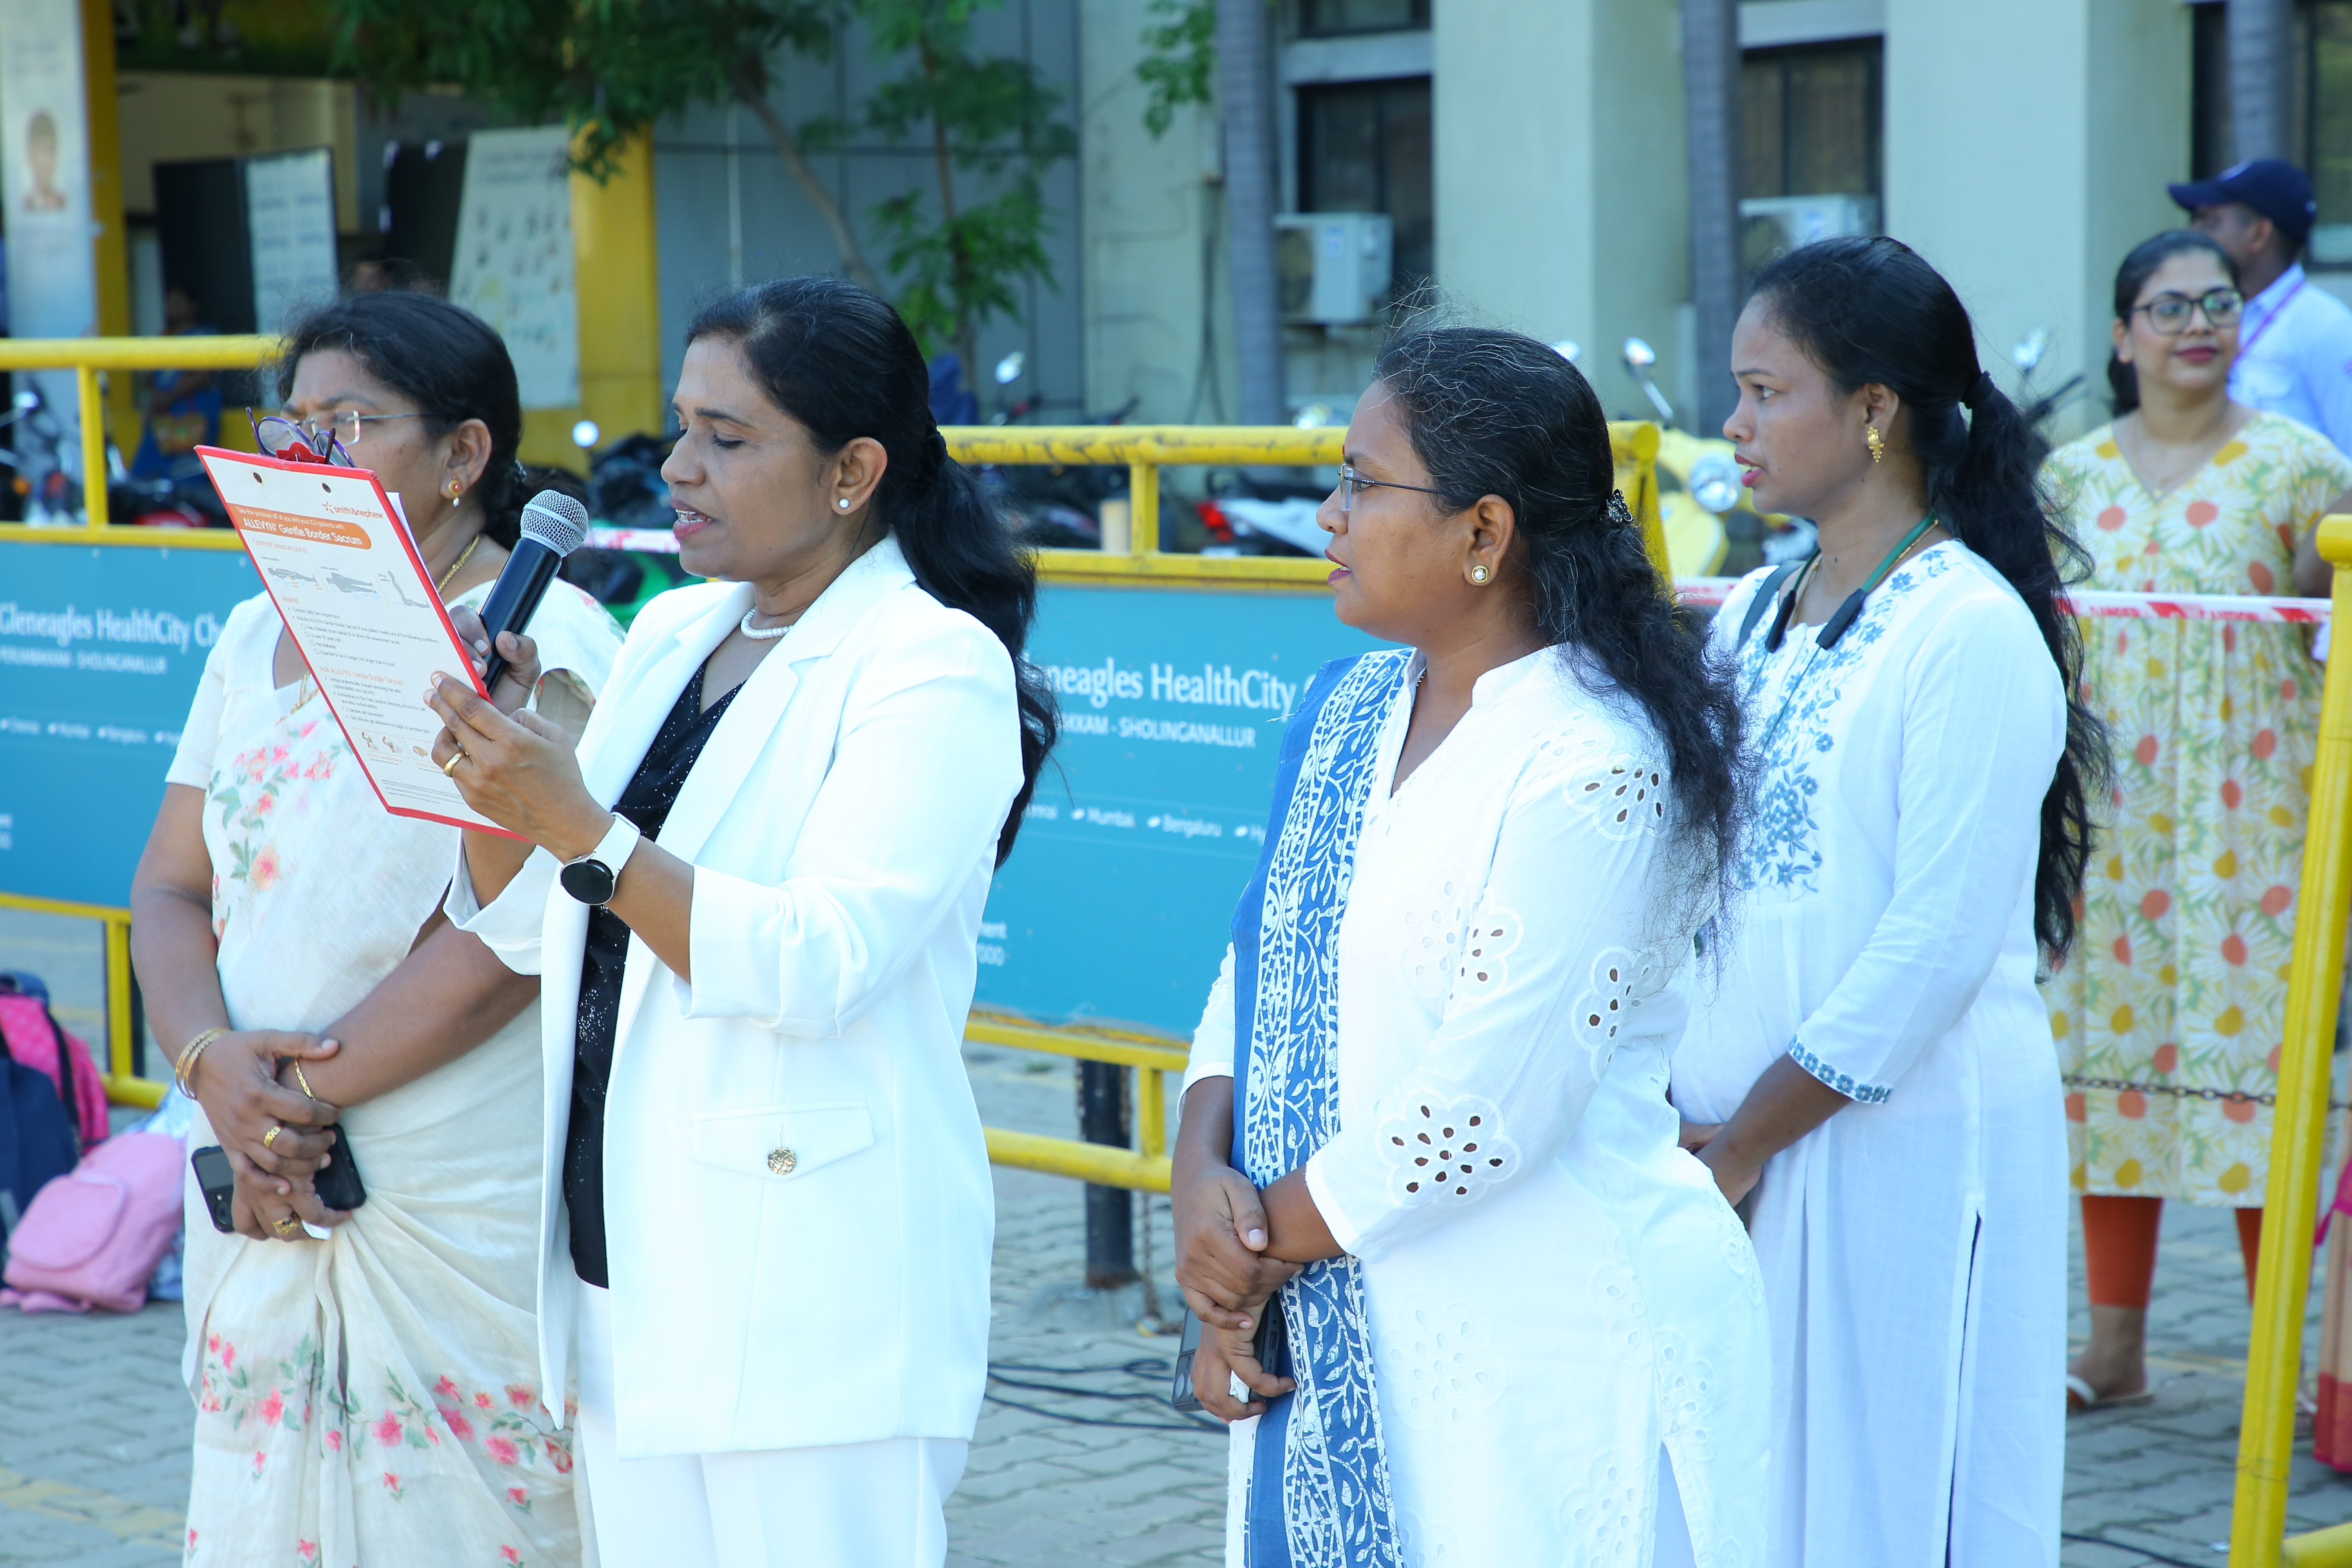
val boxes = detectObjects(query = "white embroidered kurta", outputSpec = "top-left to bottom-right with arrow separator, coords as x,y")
1672,543 -> 2069,1568
168,581 -> 620,1568
1187,648 -> 1770,1568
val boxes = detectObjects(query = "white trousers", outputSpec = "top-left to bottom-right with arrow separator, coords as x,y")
575,1284 -> 968,1568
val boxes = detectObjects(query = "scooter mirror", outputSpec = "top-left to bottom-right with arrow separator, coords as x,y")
993,351 -> 1026,386
1621,337 -> 1657,371
2011,327 -> 2050,376
1293,403 -> 1335,429
571,419 -> 601,450
1551,340 -> 1581,364
13,390 -> 39,412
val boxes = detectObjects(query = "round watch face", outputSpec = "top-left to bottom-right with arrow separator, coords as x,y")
559,857 -> 617,905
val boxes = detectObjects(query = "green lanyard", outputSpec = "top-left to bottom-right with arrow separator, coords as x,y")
1754,514 -> 1941,759
1765,512 -> 1940,653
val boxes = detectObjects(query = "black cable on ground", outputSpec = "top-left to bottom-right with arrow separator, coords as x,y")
2058,1530 -> 2218,1568
983,1390 -> 1222,1434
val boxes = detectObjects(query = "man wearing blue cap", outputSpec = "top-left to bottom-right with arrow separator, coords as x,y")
2172,158 -> 2352,458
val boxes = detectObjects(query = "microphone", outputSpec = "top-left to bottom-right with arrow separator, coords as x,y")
475,490 -> 589,692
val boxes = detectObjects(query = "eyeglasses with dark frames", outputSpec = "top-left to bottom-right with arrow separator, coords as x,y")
1335,463 -> 1446,514
2132,287 -> 2245,336
247,408 -> 430,466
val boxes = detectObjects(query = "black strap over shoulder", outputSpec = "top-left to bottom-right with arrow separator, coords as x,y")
1735,563 -> 1802,652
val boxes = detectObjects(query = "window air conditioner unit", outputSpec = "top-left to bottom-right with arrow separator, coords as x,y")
1276,213 -> 1394,325
1738,194 -> 1880,273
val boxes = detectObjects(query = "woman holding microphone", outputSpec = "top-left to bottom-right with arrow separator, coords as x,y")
425,277 -> 1054,1567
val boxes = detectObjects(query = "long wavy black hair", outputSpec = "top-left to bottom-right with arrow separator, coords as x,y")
1751,235 -> 2107,960
1373,327 -> 1746,912
2107,229 -> 2240,415
685,277 -> 1055,864
276,292 -> 580,548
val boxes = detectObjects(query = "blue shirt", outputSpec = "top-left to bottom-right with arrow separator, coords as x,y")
2229,263 -> 2352,459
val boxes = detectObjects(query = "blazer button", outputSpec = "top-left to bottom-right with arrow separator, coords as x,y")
767,1147 -> 798,1175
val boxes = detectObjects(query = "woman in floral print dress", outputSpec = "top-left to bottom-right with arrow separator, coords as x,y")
129,294 -> 620,1566
2044,230 -> 2352,1412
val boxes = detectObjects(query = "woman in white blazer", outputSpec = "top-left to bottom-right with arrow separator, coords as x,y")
420,278 -> 1055,1568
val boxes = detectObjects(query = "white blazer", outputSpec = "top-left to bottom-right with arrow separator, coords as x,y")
452,537 -> 1022,1458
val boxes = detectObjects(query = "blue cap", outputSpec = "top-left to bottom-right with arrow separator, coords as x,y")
2169,158 -> 2319,244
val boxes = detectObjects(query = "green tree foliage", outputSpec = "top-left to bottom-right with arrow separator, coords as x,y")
1137,0 -> 1215,139
321,0 -> 1080,364
814,0 -> 1076,370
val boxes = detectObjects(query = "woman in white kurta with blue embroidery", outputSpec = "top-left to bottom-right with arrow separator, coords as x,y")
1671,238 -> 2103,1568
1172,328 -> 1770,1568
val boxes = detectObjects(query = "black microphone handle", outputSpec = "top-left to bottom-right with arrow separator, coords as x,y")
475,541 -> 565,692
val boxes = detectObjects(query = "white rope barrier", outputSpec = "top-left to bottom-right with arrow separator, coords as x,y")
1673,577 -> 2331,625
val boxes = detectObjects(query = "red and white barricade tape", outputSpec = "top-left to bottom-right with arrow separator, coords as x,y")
1672,576 -> 2331,625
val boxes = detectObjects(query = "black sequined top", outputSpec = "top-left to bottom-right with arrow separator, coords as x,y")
566,663 -> 738,1289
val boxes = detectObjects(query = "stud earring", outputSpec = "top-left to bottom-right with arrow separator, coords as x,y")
838,497 -> 852,510
1866,425 -> 1884,465
1470,564 -> 1491,585
448,480 -> 463,502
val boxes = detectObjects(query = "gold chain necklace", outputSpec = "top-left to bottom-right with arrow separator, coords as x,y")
435,533 -> 483,595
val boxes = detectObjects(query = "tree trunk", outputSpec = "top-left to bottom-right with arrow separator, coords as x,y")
737,90 -> 890,297
1214,0 -> 1286,427
1682,0 -> 1741,437
2227,0 -> 2294,165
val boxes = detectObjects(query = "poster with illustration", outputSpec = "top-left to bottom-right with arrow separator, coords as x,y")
448,127 -> 579,410
0,0 -> 96,519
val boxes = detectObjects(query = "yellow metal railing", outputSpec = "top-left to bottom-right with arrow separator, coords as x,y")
0,338 -> 1665,1187
2238,515 -> 2352,1566
0,335 -> 277,533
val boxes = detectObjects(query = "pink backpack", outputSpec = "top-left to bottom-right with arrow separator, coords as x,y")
0,981 -> 110,1147
1,1132 -> 187,1313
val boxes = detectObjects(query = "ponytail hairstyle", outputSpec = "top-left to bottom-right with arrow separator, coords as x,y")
685,277 -> 1055,864
1374,327 -> 1746,915
1751,235 -> 2108,962
2106,229 -> 2241,415
276,291 -> 536,548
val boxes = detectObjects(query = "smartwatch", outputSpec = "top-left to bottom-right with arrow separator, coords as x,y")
559,815 -> 642,906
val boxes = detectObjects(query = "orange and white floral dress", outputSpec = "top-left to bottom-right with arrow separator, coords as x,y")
165,582 -> 619,1568
2041,411 -> 2352,1206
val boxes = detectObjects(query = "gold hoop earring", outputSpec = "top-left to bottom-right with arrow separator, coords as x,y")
1470,564 -> 1491,585
1866,425 -> 1884,465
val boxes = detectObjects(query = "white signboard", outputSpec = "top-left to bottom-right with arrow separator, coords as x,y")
245,148 -> 339,334
0,0 -> 95,518
449,127 -> 579,409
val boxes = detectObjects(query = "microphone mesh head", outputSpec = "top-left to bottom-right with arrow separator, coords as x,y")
519,490 -> 590,555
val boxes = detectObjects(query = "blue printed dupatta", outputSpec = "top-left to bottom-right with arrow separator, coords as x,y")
1229,648 -> 1412,1568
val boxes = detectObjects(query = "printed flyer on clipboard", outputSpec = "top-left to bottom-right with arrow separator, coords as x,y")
194,444 -> 524,838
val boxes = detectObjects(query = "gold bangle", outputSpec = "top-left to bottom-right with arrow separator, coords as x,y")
288,1061 -> 314,1099
174,1027 -> 231,1098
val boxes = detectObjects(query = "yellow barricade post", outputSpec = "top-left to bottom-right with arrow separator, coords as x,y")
2238,515 -> 2352,1567
0,340 -> 1666,1176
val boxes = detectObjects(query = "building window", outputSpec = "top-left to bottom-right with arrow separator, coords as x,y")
1740,38 -> 1883,203
1737,38 -> 1882,277
1298,76 -> 1433,293
1298,0 -> 1429,39
2192,0 -> 2352,266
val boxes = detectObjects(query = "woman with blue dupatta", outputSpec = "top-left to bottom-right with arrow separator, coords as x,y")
1172,327 -> 1771,1566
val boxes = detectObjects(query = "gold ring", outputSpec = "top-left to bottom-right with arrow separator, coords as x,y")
272,1216 -> 301,1236
262,1123 -> 283,1151
441,749 -> 466,777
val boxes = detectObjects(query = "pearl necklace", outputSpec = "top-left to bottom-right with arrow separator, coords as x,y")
739,610 -> 797,641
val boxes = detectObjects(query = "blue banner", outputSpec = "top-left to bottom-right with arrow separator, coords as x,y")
1,548 -> 1373,1039
0,543 -> 257,907
978,584 -> 1385,1037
